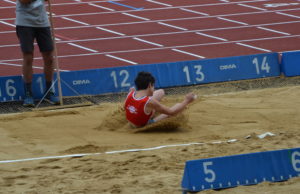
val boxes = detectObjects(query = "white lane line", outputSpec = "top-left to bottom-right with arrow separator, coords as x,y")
158,22 -> 187,30
122,13 -> 150,21
219,0 -> 230,2
88,3 -> 115,11
0,44 -> 19,48
172,49 -> 205,58
68,43 -> 98,53
62,17 -> 90,25
0,62 -> 70,71
238,3 -> 267,11
2,34 -> 299,63
146,0 -> 172,7
218,17 -> 248,25
180,8 -> 209,16
2,0 -> 15,4
276,12 -> 300,19
0,62 -> 42,69
133,37 -> 163,47
1,0 -> 270,9
236,42 -> 271,52
105,54 -> 137,65
6,130 -> 275,164
0,21 -> 15,27
2,20 -> 299,38
96,26 -> 125,36
195,32 -> 228,41
257,26 -> 290,35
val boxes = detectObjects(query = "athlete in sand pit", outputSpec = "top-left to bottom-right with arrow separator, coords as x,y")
124,71 -> 196,128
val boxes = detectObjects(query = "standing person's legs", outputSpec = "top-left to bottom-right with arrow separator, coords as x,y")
22,52 -> 34,85
41,51 -> 54,91
36,27 -> 59,104
16,26 -> 35,106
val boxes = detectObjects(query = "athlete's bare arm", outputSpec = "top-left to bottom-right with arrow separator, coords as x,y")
147,92 -> 196,116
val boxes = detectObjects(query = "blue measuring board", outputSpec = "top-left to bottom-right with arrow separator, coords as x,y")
281,51 -> 300,77
181,147 -> 300,193
0,52 -> 280,102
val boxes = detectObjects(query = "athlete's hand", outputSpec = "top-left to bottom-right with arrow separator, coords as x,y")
185,92 -> 196,103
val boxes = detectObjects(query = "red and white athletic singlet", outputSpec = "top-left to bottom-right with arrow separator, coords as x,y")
124,90 -> 152,127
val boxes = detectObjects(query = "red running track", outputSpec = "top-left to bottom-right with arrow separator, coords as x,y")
0,0 -> 300,76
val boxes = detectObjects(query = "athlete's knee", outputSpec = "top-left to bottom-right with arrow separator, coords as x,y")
156,89 -> 165,97
22,52 -> 33,66
153,89 -> 165,101
42,51 -> 54,66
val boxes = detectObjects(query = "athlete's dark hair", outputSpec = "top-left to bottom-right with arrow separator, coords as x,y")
134,71 -> 155,90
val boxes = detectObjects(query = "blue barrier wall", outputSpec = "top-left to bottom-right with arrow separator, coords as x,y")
181,147 -> 300,192
0,52 -> 280,102
281,51 -> 300,76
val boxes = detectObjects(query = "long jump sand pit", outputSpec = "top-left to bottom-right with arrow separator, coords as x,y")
0,83 -> 300,193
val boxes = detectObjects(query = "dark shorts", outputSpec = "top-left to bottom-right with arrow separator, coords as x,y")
16,26 -> 54,53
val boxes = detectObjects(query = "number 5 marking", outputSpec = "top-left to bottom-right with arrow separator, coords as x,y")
203,161 -> 216,183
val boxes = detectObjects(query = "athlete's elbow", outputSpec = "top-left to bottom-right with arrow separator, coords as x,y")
167,110 -> 179,116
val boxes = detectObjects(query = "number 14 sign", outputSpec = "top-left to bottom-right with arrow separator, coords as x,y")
181,148 -> 300,193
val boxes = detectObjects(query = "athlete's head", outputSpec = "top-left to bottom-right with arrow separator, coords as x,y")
134,71 -> 155,90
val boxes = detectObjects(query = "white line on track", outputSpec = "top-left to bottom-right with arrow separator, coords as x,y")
105,54 -> 138,65
35,0 -> 274,8
172,49 -> 205,58
2,0 -> 15,4
88,3 -> 115,11
146,0 -> 172,7
61,17 -> 90,25
218,17 -> 249,25
20,8 -> 300,23
133,37 -> 163,47
0,0 -> 278,11
68,43 -> 98,53
195,32 -> 228,41
1,34 -> 299,63
0,21 -> 15,27
96,26 -> 125,36
122,13 -> 150,21
238,3 -> 267,11
158,22 -> 187,30
0,62 -> 70,71
236,42 -> 271,52
180,8 -> 209,16
0,62 -> 42,69
276,12 -> 300,19
1,20 -> 299,37
2,6 -> 300,30
257,26 -> 290,35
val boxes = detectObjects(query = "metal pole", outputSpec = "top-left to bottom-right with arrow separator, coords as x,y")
47,0 -> 63,105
